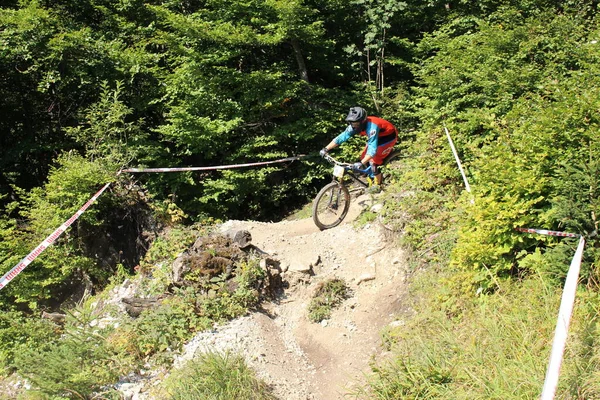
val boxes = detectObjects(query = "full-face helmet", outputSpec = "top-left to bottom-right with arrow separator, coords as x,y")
345,106 -> 367,123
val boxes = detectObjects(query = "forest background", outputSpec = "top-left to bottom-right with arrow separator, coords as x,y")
1,0 -> 600,398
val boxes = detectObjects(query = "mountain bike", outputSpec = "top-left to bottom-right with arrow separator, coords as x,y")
312,150 -> 401,230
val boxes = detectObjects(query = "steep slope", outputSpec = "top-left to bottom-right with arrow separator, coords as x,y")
175,194 -> 411,400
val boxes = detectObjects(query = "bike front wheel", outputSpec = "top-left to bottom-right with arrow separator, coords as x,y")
312,182 -> 351,230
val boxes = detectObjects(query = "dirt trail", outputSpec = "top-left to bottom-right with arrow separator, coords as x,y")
179,194 -> 410,400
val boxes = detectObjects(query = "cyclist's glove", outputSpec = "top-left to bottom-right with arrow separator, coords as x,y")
319,148 -> 328,158
352,162 -> 365,172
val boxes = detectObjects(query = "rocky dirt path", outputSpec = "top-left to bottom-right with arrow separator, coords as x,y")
180,194 -> 410,400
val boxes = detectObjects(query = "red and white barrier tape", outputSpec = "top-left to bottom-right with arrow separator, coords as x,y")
0,155 -> 307,291
121,156 -> 305,173
0,182 -> 112,291
515,227 -> 580,238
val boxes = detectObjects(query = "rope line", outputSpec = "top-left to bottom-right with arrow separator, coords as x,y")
121,155 -> 306,173
443,124 -> 471,193
541,236 -> 586,399
515,227 -> 585,400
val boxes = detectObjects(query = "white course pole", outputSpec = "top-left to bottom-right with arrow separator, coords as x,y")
443,124 -> 471,193
540,236 -> 586,400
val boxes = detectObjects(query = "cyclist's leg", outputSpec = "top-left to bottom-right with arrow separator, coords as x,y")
359,146 -> 386,181
372,138 -> 397,185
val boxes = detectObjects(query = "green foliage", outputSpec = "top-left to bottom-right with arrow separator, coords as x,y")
452,57 -> 600,288
354,210 -> 377,228
307,278 -> 349,322
121,253 -> 264,362
0,0 -> 162,198
15,339 -> 122,399
13,299 -> 133,399
2,239 -> 266,395
198,256 -> 264,322
0,310 -> 57,374
264,0 -> 325,44
406,6 -> 600,293
356,274 -> 600,399
349,0 -> 408,94
124,295 -> 207,361
65,80 -> 147,165
377,148 -> 460,271
137,223 -> 213,295
23,154 -> 114,230
0,154 -> 115,309
284,200 -> 313,221
160,351 -> 275,400
139,226 -> 198,273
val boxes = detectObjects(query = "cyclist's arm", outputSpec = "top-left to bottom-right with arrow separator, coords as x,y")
333,125 -> 356,146
323,125 -> 356,152
361,122 -> 380,165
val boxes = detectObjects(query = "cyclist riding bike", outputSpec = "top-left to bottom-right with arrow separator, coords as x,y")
319,106 -> 398,190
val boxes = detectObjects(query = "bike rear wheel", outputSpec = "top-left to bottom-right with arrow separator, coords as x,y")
312,182 -> 351,230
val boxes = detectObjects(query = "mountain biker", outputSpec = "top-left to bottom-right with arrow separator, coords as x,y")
319,106 -> 398,188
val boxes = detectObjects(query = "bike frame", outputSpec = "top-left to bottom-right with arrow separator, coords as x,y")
322,153 -> 375,189
313,151 -> 399,230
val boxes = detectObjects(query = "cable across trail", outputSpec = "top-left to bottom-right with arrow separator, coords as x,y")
181,193 -> 411,400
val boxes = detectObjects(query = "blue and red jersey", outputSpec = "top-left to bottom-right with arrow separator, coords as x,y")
334,116 -> 398,164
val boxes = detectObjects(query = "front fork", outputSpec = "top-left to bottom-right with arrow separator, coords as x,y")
326,180 -> 346,210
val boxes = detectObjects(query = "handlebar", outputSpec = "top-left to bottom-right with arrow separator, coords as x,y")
321,153 -> 372,175
322,153 -> 350,167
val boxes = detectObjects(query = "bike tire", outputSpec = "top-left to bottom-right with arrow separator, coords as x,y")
381,150 -> 402,186
312,182 -> 351,230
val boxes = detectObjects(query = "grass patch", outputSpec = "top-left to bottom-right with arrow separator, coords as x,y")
351,270 -> 600,399
284,200 -> 313,221
160,351 -> 275,400
308,278 -> 349,322
354,210 -> 377,228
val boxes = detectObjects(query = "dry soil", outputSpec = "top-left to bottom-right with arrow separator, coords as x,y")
177,194 -> 411,400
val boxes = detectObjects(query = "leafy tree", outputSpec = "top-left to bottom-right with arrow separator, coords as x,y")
0,154 -> 114,309
65,80 -> 148,165
411,6 -> 600,291
13,301 -> 133,398
264,0 -> 326,83
0,0 -> 164,196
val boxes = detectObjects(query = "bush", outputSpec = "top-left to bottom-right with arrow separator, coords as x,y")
120,254 -> 265,362
355,273 -> 600,399
197,256 -> 264,322
13,302 -> 133,399
123,296 -> 207,361
14,337 -> 125,399
307,278 -> 349,322
0,310 -> 57,374
160,351 -> 275,400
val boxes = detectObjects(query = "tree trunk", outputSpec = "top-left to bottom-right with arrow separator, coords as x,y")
291,38 -> 310,83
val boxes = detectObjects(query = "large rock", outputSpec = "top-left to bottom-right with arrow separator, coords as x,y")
172,232 -> 250,285
122,296 -> 164,317
222,229 -> 253,249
